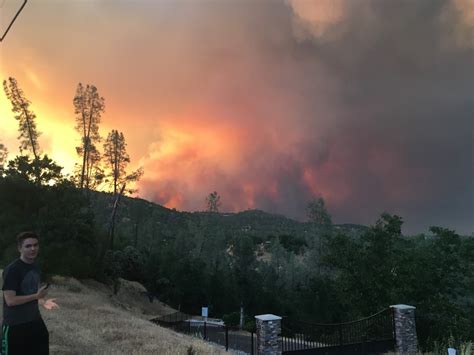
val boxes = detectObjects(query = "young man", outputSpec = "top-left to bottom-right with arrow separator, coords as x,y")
1,232 -> 58,355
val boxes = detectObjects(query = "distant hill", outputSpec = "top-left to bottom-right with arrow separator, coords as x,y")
89,191 -> 368,249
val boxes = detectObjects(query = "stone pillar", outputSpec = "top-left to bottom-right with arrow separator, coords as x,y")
390,304 -> 418,354
255,314 -> 282,355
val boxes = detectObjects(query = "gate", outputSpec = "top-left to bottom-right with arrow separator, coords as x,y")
281,308 -> 395,355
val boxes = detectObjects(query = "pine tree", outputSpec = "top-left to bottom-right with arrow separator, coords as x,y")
73,83 -> 104,190
206,191 -> 221,213
103,129 -> 142,249
103,130 -> 130,195
3,77 -> 41,159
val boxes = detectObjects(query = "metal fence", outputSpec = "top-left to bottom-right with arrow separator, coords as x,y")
151,312 -> 257,354
282,308 -> 395,354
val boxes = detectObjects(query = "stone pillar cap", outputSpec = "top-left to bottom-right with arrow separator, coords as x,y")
390,304 -> 416,310
255,314 -> 282,321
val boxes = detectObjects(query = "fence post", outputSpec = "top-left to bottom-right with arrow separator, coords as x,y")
255,314 -> 282,355
251,331 -> 254,355
225,326 -> 229,351
390,304 -> 418,354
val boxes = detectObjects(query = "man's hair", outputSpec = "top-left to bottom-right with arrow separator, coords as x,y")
17,231 -> 39,247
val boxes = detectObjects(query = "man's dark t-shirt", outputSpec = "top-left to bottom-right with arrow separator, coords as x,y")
2,258 -> 41,326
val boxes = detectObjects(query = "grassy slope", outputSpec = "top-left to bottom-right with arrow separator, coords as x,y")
1,271 -> 226,355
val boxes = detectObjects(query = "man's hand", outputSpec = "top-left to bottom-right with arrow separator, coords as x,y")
36,285 -> 49,300
42,298 -> 59,310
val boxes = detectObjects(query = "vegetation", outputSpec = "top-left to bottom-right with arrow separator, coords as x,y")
0,142 -> 7,169
307,197 -> 332,226
103,130 -> 130,195
205,191 -> 221,213
3,77 -> 41,160
0,76 -> 472,352
73,83 -> 105,190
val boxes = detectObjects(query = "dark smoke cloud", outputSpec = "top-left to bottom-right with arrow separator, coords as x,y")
285,0 -> 474,233
136,0 -> 473,234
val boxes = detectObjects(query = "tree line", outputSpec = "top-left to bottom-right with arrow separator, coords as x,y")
1,77 -> 142,249
2,77 -> 141,192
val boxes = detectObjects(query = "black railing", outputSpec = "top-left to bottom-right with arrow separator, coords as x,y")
151,312 -> 257,354
282,308 -> 395,353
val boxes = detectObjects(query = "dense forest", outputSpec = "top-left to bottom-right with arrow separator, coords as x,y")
1,77 -> 473,351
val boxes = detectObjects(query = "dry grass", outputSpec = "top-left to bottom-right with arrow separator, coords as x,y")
1,271 -> 227,355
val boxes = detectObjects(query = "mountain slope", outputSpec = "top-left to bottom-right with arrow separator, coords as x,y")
89,191 -> 368,248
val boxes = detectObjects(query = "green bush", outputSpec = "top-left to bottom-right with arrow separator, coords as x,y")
222,312 -> 240,327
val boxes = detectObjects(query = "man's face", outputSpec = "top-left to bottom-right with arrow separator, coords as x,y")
18,238 -> 39,262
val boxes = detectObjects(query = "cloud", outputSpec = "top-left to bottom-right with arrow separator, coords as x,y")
135,0 -> 473,234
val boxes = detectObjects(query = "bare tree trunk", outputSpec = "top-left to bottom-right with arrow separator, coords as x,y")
108,183 -> 126,249
80,138 -> 87,189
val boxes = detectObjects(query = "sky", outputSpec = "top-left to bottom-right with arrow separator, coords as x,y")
0,0 -> 473,235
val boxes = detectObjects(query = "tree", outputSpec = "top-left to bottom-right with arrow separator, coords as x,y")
206,191 -> 221,213
0,143 -> 7,174
102,129 -> 142,250
103,130 -> 130,195
307,197 -> 333,274
322,213 -> 402,317
5,155 -> 63,185
0,175 -> 98,278
307,197 -> 332,226
73,83 -> 104,190
3,78 -> 59,185
73,143 -> 104,191
3,77 -> 41,160
103,246 -> 146,294
231,235 -> 260,320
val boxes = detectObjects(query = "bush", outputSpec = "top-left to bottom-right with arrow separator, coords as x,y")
222,312 -> 240,327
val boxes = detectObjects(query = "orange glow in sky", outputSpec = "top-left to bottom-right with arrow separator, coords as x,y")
1,0 -> 473,234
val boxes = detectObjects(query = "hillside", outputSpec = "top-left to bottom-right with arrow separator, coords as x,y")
0,272 -> 227,355
89,191 -> 368,248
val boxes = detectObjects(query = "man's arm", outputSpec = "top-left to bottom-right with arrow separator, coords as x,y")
3,285 -> 48,306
